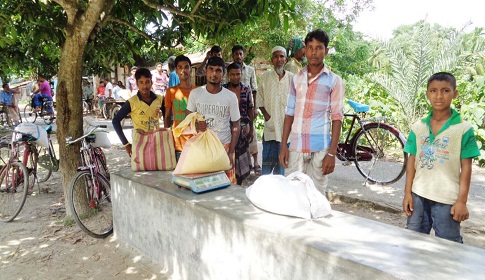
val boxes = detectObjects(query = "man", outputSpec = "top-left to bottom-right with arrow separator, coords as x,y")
196,45 -> 223,77
229,45 -> 261,175
152,62 -> 168,95
186,56 -> 240,184
167,56 -> 180,88
32,74 -> 54,119
164,55 -> 197,160
0,83 -> 21,125
104,78 -> 113,98
279,29 -> 345,195
258,46 -> 294,175
285,38 -> 306,74
126,66 -> 138,96
223,62 -> 254,185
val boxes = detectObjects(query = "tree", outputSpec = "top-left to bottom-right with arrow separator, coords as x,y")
0,0 -> 299,208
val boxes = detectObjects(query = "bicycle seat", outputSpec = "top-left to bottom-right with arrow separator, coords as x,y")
348,100 -> 370,113
44,125 -> 53,134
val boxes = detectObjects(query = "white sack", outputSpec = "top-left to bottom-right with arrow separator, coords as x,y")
91,130 -> 111,148
246,171 -> 332,219
14,123 -> 49,148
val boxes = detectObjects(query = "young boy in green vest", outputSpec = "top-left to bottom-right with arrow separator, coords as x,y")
402,72 -> 480,243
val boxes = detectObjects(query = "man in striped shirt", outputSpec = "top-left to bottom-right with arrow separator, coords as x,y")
279,29 -> 345,195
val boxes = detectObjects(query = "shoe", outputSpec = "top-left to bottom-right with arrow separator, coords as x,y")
254,165 -> 262,176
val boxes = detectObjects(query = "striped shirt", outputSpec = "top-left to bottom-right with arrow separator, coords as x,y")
285,66 -> 345,152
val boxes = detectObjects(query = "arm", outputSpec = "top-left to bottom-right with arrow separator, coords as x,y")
164,107 -> 172,128
451,158 -> 472,222
259,107 -> 270,122
279,115 -> 294,168
403,155 -> 416,216
321,120 -> 341,175
112,102 -> 132,156
228,120 -> 241,168
196,51 -> 210,77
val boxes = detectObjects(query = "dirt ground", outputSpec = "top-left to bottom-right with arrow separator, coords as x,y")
1,140 -> 484,280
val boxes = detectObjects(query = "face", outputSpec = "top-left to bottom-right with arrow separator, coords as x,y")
228,68 -> 242,85
136,75 -> 152,96
232,49 -> 244,64
156,64 -> 163,72
206,65 -> 224,85
294,47 -> 306,61
211,51 -> 223,58
131,69 -> 137,76
176,61 -> 191,81
426,80 -> 457,111
305,39 -> 328,67
271,51 -> 286,69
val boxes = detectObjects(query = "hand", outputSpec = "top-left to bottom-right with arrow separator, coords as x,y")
321,154 -> 335,175
451,201 -> 469,222
279,145 -> 289,168
227,150 -> 235,168
247,127 -> 254,143
125,144 -> 132,157
241,125 -> 249,137
195,120 -> 207,132
402,193 -> 414,217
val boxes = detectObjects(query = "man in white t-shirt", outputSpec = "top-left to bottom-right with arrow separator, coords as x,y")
103,78 -> 113,98
186,56 -> 240,183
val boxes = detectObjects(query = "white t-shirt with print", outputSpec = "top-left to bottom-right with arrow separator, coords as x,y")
187,86 -> 241,145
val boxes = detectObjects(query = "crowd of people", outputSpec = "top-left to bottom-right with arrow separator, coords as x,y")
111,28 -> 481,245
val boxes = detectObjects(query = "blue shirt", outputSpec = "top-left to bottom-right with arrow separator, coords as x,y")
0,90 -> 14,106
168,72 -> 180,88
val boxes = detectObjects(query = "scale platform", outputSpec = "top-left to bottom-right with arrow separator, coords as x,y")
171,171 -> 231,193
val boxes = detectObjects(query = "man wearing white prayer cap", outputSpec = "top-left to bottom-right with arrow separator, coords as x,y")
256,46 -> 294,175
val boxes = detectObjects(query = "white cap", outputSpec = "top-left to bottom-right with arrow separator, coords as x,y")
271,46 -> 287,57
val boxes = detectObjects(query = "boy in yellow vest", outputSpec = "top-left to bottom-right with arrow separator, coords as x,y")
113,68 -> 163,157
402,72 -> 480,243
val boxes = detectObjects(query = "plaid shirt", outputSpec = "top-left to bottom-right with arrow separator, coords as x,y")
285,65 -> 345,152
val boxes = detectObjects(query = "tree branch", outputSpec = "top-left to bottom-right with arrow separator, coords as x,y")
191,0 -> 205,16
109,17 -> 152,41
141,0 -> 195,21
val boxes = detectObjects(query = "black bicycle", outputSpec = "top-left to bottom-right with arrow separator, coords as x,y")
337,100 -> 407,185
23,95 -> 55,125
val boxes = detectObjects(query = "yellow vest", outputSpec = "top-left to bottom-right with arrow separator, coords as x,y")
128,94 -> 162,131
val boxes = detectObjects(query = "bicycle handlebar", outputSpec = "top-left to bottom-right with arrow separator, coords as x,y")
65,125 -> 107,145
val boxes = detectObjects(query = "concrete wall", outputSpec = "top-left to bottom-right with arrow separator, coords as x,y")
112,170 -> 485,280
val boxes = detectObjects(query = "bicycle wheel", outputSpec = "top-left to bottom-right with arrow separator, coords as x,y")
68,171 -> 112,238
353,123 -> 407,185
36,146 -> 53,182
102,103 -> 110,120
0,162 -> 29,222
23,104 -> 37,123
110,105 -> 126,127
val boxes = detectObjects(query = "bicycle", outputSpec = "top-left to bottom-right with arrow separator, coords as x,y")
0,131 -> 30,222
23,95 -> 55,125
66,125 -> 112,238
337,100 -> 408,185
20,125 -> 59,184
0,103 -> 14,128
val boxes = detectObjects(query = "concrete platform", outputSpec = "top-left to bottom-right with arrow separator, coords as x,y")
112,170 -> 485,280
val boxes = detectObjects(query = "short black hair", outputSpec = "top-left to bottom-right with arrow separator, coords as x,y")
206,56 -> 225,70
210,45 -> 222,54
135,68 -> 152,80
305,29 -> 330,48
227,62 -> 241,72
175,55 -> 192,67
232,45 -> 244,54
427,72 -> 457,90
2,83 -> 8,89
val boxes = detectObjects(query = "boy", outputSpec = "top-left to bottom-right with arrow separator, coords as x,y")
402,72 -> 480,243
164,55 -> 197,160
279,29 -> 345,195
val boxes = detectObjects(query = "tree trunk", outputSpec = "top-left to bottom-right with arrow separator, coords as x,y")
52,0 -> 113,216
57,33 -> 86,215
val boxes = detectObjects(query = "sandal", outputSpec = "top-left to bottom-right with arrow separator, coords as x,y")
254,165 -> 262,176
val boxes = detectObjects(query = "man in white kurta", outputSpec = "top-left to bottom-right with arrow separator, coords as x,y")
257,46 -> 294,175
